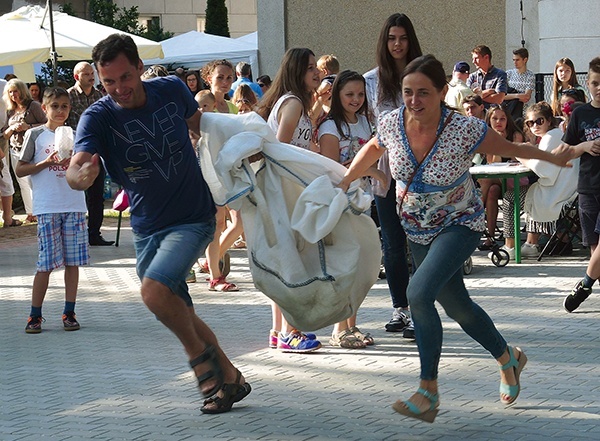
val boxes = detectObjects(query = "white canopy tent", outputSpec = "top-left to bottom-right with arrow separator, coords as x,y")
142,31 -> 259,78
0,4 -> 163,82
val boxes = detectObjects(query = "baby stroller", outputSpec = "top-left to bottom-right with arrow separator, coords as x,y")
478,229 -> 511,267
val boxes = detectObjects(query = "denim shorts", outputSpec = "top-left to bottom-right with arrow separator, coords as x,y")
37,212 -> 89,272
133,220 -> 215,306
579,193 -> 600,247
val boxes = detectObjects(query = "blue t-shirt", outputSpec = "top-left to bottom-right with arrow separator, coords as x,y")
74,76 -> 215,235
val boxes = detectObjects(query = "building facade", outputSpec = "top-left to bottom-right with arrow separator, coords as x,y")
1,1 -> 258,38
258,0 -> 600,80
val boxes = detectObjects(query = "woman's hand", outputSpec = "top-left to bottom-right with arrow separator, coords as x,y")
337,177 -> 351,193
363,166 -> 386,186
550,144 -> 577,167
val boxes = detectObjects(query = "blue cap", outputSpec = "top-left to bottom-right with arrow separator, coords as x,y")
454,62 -> 470,74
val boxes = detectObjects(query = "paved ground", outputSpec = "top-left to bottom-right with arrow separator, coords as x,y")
1,217 -> 599,441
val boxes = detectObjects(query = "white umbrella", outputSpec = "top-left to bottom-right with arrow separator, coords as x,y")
0,3 -> 163,82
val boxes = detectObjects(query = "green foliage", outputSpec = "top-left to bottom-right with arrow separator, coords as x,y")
36,0 -> 174,86
205,0 -> 230,37
38,60 -> 76,87
90,0 -> 144,35
59,2 -> 76,16
141,20 -> 174,42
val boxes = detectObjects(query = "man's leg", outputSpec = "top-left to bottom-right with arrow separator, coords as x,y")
140,278 -> 242,392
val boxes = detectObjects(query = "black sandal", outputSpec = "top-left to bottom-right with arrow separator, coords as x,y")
189,345 -> 223,398
201,369 -> 252,414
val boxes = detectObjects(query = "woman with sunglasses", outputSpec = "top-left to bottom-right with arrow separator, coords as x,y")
518,102 -> 580,256
551,58 -> 588,116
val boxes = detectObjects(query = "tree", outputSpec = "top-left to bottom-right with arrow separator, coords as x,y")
205,0 -> 230,37
141,19 -> 174,42
89,0 -> 173,41
90,0 -> 144,35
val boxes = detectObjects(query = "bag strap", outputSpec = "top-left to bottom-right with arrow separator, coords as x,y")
398,110 -> 455,207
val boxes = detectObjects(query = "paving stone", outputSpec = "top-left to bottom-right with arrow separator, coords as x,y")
1,220 -> 599,440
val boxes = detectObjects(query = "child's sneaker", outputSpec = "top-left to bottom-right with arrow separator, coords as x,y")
277,330 -> 321,353
25,316 -> 45,334
186,269 -> 197,283
520,242 -> 540,258
564,280 -> 592,313
269,329 -> 278,348
62,312 -> 80,331
490,245 -> 515,260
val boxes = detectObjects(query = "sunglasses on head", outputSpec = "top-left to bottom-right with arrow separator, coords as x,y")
236,98 -> 251,105
525,117 -> 545,128
561,89 -> 579,96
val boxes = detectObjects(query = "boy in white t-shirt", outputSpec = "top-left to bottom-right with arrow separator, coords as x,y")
15,87 -> 89,333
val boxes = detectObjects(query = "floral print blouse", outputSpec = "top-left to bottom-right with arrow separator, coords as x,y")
377,106 -> 487,244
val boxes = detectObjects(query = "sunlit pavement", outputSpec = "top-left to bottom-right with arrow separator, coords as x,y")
1,219 -> 599,441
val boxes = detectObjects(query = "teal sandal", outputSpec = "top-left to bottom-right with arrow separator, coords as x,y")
392,387 -> 439,423
499,345 -> 527,405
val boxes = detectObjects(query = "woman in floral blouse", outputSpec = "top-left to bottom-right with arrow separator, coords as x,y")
339,54 -> 575,423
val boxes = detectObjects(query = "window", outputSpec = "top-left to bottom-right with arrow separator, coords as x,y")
197,16 -> 206,32
138,16 -> 160,31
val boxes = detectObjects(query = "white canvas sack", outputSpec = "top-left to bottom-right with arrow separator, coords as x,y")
199,112 -> 381,331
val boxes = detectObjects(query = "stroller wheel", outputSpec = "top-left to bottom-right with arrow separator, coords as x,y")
463,256 -> 473,275
491,249 -> 510,267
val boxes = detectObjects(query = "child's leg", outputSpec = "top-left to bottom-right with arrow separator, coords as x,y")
31,271 -> 52,311
61,212 -> 89,321
271,301 -> 282,331
64,265 -> 79,305
206,206 -> 227,280
219,209 -> 244,256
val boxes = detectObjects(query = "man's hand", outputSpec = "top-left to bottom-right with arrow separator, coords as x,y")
67,153 -> 101,190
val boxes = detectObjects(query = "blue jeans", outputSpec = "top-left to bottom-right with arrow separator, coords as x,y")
408,225 -> 507,380
374,180 -> 410,309
133,220 -> 215,306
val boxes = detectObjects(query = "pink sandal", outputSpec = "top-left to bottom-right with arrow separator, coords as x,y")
209,276 -> 239,292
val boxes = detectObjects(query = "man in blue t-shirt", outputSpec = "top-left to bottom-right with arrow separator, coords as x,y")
66,34 -> 251,414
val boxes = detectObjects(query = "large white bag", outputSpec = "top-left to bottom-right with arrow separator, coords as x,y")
199,112 -> 381,331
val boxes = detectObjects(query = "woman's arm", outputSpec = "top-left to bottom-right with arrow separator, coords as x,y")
338,137 -> 385,191
275,98 -> 303,143
25,102 -> 48,128
319,133 -> 341,163
476,128 -> 575,167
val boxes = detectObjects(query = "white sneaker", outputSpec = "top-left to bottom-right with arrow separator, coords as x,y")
521,242 -> 540,258
490,245 -> 515,260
